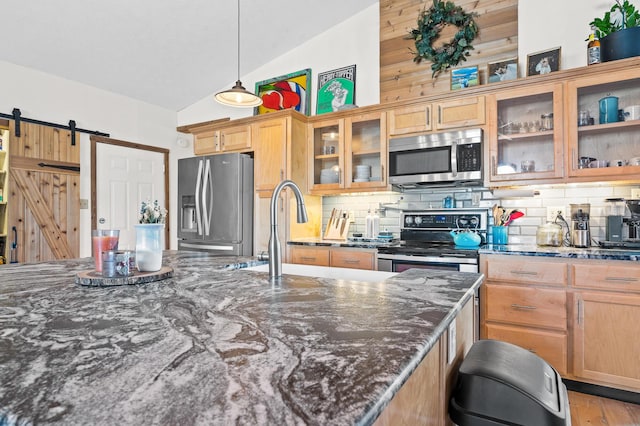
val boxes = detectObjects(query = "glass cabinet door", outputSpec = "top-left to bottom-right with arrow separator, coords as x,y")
345,112 -> 386,189
567,69 -> 640,178
488,83 -> 564,184
310,119 -> 343,190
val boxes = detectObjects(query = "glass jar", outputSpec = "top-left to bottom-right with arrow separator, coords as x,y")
536,222 -> 563,246
541,113 -> 554,130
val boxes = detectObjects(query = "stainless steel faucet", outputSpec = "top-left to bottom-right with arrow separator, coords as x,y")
269,180 -> 308,281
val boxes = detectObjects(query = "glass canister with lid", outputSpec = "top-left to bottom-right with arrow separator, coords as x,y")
536,221 -> 563,246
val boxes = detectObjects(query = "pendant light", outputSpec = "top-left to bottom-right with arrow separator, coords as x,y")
215,0 -> 262,107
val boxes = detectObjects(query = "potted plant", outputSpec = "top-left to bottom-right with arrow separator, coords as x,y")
589,0 -> 640,62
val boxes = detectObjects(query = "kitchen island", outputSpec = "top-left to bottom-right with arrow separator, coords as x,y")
0,250 -> 482,425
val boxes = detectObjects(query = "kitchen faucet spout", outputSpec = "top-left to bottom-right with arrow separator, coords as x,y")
269,180 -> 308,281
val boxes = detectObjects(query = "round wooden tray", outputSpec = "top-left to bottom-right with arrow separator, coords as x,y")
75,266 -> 174,287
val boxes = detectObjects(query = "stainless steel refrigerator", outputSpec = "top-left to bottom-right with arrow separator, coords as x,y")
177,153 -> 253,255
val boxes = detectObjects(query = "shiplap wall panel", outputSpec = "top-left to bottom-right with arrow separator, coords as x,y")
380,0 -> 518,103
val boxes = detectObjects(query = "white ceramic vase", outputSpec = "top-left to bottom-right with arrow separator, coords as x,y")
135,223 -> 164,272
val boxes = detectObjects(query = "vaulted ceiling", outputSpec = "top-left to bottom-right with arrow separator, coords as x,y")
2,1 -> 377,111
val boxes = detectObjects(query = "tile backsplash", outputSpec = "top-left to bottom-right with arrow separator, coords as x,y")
322,183 -> 640,245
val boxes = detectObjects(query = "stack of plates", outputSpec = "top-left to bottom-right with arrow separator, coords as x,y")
320,167 -> 340,184
354,164 -> 371,182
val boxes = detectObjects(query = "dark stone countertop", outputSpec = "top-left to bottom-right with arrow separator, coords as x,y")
288,237 -> 399,249
0,250 -> 482,425
479,244 -> 640,261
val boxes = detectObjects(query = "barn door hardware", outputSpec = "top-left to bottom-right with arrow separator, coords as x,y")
37,162 -> 81,172
0,108 -> 109,143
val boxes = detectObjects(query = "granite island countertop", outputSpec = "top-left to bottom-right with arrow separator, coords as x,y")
0,250 -> 482,425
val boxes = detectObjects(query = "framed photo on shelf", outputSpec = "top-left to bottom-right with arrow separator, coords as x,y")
527,47 -> 561,77
254,68 -> 312,116
450,66 -> 479,90
487,57 -> 518,83
316,64 -> 356,115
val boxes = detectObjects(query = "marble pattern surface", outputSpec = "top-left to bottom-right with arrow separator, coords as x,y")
479,244 -> 640,261
0,251 -> 482,425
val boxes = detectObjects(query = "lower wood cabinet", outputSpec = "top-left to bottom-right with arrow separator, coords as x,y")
375,298 -> 475,425
290,245 -> 376,270
481,254 -> 640,393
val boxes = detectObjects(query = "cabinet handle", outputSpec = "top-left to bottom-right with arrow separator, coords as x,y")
491,155 -> 497,176
527,348 -> 537,354
426,107 -> 430,126
438,106 -> 442,125
343,259 -> 361,265
300,256 -> 317,262
510,270 -> 538,276
605,276 -> 639,282
571,149 -> 576,170
280,169 -> 284,180
510,303 -> 537,310
577,299 -> 583,326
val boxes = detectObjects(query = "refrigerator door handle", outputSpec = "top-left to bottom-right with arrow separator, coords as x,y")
195,159 -> 204,235
202,159 -> 212,236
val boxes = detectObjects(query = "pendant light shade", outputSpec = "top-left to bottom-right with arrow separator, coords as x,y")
215,0 -> 262,107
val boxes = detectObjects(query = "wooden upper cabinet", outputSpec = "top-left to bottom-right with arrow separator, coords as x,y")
253,117 -> 288,194
219,124 -> 251,152
387,103 -> 431,136
434,96 -> 485,130
192,127 -> 218,155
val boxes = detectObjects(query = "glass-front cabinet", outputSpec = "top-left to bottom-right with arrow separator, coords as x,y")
566,68 -> 640,180
487,83 -> 564,185
309,111 -> 386,194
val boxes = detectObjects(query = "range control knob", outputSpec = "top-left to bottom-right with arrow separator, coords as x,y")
405,216 -> 414,226
414,216 -> 423,225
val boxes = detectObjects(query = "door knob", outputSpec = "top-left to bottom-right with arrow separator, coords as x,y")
99,218 -> 106,224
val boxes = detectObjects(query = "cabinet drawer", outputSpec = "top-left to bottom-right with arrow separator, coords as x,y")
486,324 -> 567,376
571,263 -> 640,292
330,249 -> 375,270
486,257 -> 567,287
290,247 -> 330,266
485,284 -> 567,330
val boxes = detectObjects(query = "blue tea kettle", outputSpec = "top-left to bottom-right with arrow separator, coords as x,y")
450,229 -> 481,248
599,94 -> 619,124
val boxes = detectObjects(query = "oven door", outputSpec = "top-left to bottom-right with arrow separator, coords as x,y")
377,253 -> 479,273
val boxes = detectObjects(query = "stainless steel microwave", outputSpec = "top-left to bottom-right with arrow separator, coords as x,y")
388,128 -> 483,189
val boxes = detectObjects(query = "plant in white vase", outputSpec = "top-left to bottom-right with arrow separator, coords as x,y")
136,200 -> 167,272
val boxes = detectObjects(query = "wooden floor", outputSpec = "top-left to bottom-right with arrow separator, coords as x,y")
569,391 -> 640,425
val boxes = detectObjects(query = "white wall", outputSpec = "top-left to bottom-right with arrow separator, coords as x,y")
0,61 -> 190,257
518,1 -> 612,72
177,4 -> 380,125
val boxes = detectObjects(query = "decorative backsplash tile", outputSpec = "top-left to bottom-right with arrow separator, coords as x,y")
322,184 -> 640,245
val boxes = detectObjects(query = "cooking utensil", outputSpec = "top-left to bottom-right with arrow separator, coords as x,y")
504,210 -> 524,226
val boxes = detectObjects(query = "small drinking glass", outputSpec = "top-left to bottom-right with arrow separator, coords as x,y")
92,229 -> 119,272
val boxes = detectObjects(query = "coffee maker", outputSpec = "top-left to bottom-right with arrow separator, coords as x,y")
570,203 -> 591,247
624,199 -> 640,240
605,198 -> 625,242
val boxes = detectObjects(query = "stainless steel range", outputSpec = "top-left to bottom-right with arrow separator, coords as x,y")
377,208 -> 489,273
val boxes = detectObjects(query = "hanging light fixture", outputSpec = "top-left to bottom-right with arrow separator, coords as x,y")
215,0 -> 262,107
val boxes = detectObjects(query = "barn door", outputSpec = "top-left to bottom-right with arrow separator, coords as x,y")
8,121 -> 80,263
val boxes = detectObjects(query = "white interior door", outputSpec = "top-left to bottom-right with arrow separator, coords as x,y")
96,143 -> 165,250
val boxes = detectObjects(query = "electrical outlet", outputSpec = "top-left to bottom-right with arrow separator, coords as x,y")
632,188 -> 640,199
471,192 -> 481,206
80,199 -> 89,209
348,210 -> 355,222
547,206 -> 566,222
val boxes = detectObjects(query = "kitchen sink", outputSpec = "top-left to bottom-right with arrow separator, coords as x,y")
243,263 -> 397,283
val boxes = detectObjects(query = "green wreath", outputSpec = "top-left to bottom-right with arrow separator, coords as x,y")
408,0 -> 479,79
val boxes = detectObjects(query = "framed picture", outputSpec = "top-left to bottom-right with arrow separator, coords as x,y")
316,65 -> 356,115
487,57 -> 518,83
254,68 -> 312,116
527,47 -> 561,77
450,66 -> 479,90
